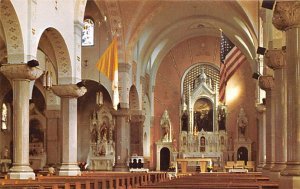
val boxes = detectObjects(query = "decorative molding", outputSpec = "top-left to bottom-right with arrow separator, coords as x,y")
51,84 -> 87,98
45,29 -> 72,78
0,64 -> 43,80
272,1 -> 300,31
264,49 -> 286,70
259,75 -> 274,91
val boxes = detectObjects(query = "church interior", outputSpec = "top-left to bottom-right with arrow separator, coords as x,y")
0,0 -> 299,188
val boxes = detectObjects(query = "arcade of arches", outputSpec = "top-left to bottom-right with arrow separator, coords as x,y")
0,0 -> 299,189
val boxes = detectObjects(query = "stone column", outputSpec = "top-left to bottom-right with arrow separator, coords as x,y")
51,84 -> 87,176
259,75 -> 275,173
272,2 -> 300,188
130,112 -> 145,156
44,110 -> 60,164
256,104 -> 266,171
114,108 -> 130,172
265,50 -> 287,176
0,64 -> 43,179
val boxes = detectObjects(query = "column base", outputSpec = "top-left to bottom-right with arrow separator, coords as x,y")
270,162 -> 286,172
263,162 -> 275,170
257,163 -> 266,171
8,165 -> 35,180
281,164 -> 300,176
280,175 -> 300,189
58,163 -> 81,176
268,171 -> 281,181
113,163 -> 129,172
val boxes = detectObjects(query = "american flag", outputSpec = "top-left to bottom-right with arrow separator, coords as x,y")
219,33 -> 246,104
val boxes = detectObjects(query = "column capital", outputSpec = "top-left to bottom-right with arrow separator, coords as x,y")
272,1 -> 300,31
114,108 -> 130,117
265,49 -> 286,70
118,62 -> 131,73
51,84 -> 87,98
130,110 -> 145,123
259,75 -> 274,91
256,103 -> 266,113
0,64 -> 43,80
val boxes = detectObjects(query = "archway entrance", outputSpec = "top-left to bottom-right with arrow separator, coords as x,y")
237,147 -> 248,163
160,147 -> 170,171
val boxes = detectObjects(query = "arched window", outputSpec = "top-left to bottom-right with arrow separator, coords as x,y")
1,103 -> 8,130
82,18 -> 94,46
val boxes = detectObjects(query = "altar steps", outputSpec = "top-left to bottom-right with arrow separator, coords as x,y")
136,172 -> 278,189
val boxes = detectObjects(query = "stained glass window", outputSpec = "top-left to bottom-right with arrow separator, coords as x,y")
82,18 -> 94,46
1,103 -> 8,130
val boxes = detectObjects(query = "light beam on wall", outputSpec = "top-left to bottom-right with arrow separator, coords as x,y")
226,85 -> 240,104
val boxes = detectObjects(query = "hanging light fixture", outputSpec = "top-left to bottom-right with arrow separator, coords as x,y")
96,91 -> 103,106
43,58 -> 52,90
43,71 -> 52,90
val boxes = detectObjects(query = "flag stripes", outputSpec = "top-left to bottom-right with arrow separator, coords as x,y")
219,46 -> 246,103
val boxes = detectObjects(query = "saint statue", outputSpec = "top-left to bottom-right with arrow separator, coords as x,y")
160,110 -> 171,142
90,124 -> 98,143
237,108 -> 248,137
100,122 -> 108,142
1,146 -> 9,159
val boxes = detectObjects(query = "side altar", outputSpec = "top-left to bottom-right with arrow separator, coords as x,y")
87,106 -> 115,171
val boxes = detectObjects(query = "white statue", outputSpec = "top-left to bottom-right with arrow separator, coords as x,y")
237,108 -> 248,137
160,110 -> 172,142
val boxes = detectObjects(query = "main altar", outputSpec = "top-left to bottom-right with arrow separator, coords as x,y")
179,67 -> 228,168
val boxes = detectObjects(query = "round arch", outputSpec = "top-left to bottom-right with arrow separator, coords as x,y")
0,0 -> 24,63
36,27 -> 73,84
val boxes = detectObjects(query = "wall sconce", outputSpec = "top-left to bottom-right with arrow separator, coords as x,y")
42,71 -> 52,90
96,91 -> 103,106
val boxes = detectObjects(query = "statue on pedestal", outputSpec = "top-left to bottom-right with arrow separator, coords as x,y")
91,124 -> 98,143
1,146 -> 9,159
237,108 -> 248,138
160,110 -> 172,142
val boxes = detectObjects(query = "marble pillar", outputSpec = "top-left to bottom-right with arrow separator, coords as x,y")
265,50 -> 287,175
259,75 -> 275,173
51,84 -> 87,176
44,110 -> 60,164
272,2 -> 300,188
130,112 -> 146,156
256,104 -> 266,171
0,64 -> 43,179
113,108 -> 130,172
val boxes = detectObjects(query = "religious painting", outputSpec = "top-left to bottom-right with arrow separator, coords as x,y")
194,98 -> 213,132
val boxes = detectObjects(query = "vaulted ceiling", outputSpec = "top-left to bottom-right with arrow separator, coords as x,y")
95,0 -> 259,75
